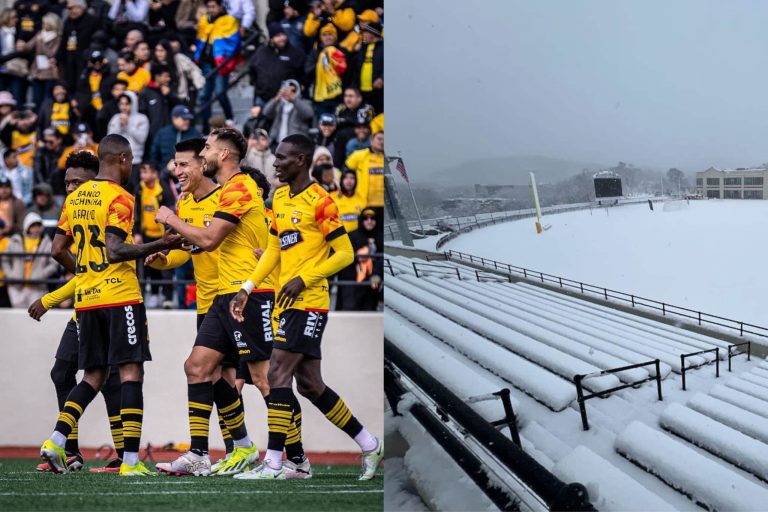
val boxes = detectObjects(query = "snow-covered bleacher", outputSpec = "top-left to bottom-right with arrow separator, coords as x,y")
385,253 -> 768,510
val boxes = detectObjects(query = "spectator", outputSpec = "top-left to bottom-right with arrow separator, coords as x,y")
1,211 -> 58,308
74,50 -> 113,131
335,207 -> 381,311
0,8 -> 27,104
241,105 -> 261,139
0,148 -> 33,205
303,0 -> 355,41
262,78 -> 313,146
123,27 -> 144,52
14,0 -> 47,42
0,108 -> 37,170
224,0 -> 255,35
27,182 -> 60,238
152,38 -> 204,104
345,128 -> 383,210
0,219 -> 10,307
311,161 -> 337,192
133,39 -> 152,68
37,81 -> 75,139
345,116 -> 370,157
0,174 -> 25,234
333,168 -> 365,233
369,110 -> 383,135
139,63 -> 180,143
148,104 -> 201,175
57,122 -> 98,179
108,0 -> 150,43
147,0 -> 179,44
117,49 -> 151,92
335,86 -> 373,147
0,90 -> 15,131
194,0 -> 240,132
280,0 -> 308,51
174,0 -> 204,46
339,8 -> 379,53
351,21 -> 382,113
243,128 -> 277,188
249,21 -> 305,107
305,22 -> 347,116
107,90 -> 148,191
34,128 -> 65,194
95,77 -> 128,139
312,112 -> 342,165
18,11 -> 62,109
58,0 -> 98,92
134,161 -> 175,308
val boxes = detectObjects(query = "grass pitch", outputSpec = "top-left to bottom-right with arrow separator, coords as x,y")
0,459 -> 383,511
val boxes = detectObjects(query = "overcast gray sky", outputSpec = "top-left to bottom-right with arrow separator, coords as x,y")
386,0 -> 768,179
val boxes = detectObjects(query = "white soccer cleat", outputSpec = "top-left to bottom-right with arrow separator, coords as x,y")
359,437 -> 383,480
155,451 -> 211,476
233,460 -> 285,480
284,457 -> 312,479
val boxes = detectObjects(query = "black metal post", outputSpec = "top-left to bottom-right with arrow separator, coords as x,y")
681,354 -> 686,391
574,375 -> 589,431
655,359 -> 663,400
493,388 -> 521,447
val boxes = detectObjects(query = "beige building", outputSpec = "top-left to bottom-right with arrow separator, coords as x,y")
695,167 -> 767,199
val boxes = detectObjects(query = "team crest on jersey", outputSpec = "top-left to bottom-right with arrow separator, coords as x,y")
291,211 -> 303,224
279,230 -> 303,249
203,214 -> 211,227
91,183 -> 98,189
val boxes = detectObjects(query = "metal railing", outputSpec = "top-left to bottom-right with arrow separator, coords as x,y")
446,249 -> 768,340
385,340 -> 595,511
574,360 -> 663,431
728,342 -> 751,371
680,348 -> 720,391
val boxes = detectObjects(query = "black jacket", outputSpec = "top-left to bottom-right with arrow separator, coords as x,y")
58,13 -> 99,89
33,146 -> 65,195
249,41 -> 306,101
350,40 -> 383,90
139,86 -> 180,143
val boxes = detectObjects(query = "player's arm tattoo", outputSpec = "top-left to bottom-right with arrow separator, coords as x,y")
51,232 -> 76,274
106,231 -> 183,263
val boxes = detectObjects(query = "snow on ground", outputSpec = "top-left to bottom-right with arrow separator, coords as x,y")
445,200 -> 768,328
385,254 -> 768,510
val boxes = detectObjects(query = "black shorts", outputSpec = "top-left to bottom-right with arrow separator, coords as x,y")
76,302 -> 151,370
236,361 -> 253,384
273,309 -> 328,359
197,313 -> 206,331
195,292 -> 274,367
55,318 -> 79,363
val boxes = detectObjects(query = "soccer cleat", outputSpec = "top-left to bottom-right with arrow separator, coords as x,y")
284,457 -> 312,479
89,458 -> 122,473
358,437 -> 384,481
215,443 -> 259,475
65,454 -> 84,472
40,439 -> 68,474
155,451 -> 211,476
233,460 -> 285,480
119,461 -> 157,476
210,454 -> 231,475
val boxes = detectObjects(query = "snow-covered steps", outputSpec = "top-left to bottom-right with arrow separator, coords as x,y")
659,403 -> 768,482
386,288 -> 576,411
615,421 -> 768,511
686,393 -> 768,445
709,383 -> 768,419
553,445 -> 676,511
725,377 -> 768,402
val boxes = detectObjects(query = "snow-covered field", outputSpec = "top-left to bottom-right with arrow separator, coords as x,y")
385,254 -> 768,510
445,200 -> 768,328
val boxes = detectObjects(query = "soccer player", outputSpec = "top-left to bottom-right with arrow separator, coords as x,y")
229,134 -> 383,480
28,152 -> 125,473
40,134 -> 183,476
153,128 -> 270,476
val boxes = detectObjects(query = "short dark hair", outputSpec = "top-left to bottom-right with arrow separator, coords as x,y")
118,51 -> 135,62
141,161 -> 159,173
118,93 -> 133,106
65,150 -> 99,174
98,134 -> 132,160
241,165 -> 270,200
3,148 -> 15,159
175,137 -> 205,159
151,63 -> 171,80
210,127 -> 246,161
113,78 -> 129,88
281,134 -> 315,168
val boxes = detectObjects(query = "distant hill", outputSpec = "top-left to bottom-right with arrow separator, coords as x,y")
415,155 -> 609,186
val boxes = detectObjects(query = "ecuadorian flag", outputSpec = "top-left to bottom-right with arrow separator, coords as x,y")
195,14 -> 242,75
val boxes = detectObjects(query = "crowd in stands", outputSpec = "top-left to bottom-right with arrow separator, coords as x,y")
0,0 -> 383,311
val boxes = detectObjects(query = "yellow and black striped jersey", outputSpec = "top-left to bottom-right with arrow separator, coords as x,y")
56,179 -> 142,310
